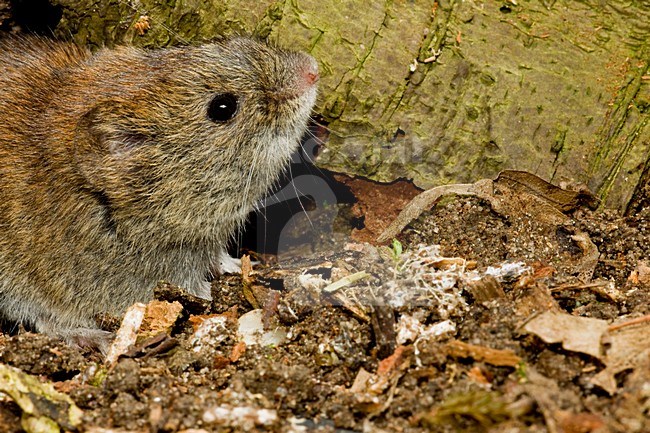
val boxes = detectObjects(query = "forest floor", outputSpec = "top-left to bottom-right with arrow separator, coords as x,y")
1,172 -> 649,433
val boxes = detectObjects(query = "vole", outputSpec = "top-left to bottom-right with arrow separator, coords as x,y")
0,36 -> 318,348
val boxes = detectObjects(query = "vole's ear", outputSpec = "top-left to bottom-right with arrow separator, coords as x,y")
73,103 -> 149,188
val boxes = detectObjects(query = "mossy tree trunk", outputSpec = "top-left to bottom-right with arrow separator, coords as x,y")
48,0 -> 650,212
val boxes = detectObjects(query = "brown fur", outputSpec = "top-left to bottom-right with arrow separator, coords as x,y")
0,37 -> 318,347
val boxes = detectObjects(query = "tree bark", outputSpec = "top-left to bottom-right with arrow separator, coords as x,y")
46,0 -> 650,211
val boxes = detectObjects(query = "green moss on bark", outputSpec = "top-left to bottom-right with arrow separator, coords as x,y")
49,0 -> 650,210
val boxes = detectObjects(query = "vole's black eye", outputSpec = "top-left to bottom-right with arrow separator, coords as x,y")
207,93 -> 238,122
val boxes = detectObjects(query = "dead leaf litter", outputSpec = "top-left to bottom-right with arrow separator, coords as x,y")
1,172 -> 650,432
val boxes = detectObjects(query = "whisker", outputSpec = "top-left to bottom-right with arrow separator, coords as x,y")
288,164 -> 314,229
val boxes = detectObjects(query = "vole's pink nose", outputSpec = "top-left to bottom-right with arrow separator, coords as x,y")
306,71 -> 319,85
300,55 -> 319,88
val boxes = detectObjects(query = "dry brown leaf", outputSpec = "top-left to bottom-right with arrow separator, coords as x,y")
349,368 -> 375,394
512,276 -> 560,317
592,320 -> 650,394
229,341 -> 246,362
627,260 -> 650,286
189,308 -> 238,332
524,311 -> 650,394
523,311 -> 608,359
241,254 -> 253,282
494,170 -> 598,212
139,300 -> 183,339
377,171 -> 599,280
377,345 -> 411,376
467,366 -> 492,385
349,346 -> 412,397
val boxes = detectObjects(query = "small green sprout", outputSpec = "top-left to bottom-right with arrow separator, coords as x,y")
391,239 -> 403,259
516,361 -> 528,382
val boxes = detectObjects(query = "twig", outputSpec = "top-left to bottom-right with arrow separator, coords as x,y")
608,314 -> 650,332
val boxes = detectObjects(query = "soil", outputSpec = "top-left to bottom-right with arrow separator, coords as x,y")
1,177 -> 650,433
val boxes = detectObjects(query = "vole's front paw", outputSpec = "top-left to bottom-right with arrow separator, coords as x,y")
217,250 -> 244,274
216,250 -> 260,274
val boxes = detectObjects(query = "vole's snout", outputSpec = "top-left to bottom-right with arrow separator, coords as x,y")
275,54 -> 319,101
